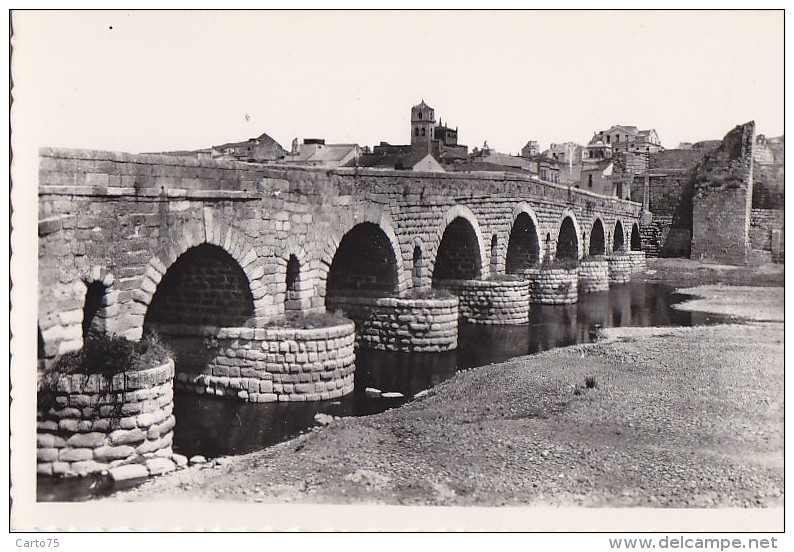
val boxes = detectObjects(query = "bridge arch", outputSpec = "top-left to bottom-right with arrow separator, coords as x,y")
589,216 -> 607,256
131,223 -> 264,339
430,205 -> 487,283
505,203 -> 542,274
317,212 -> 406,301
613,219 -> 626,252
143,243 -> 256,332
555,210 -> 582,260
324,221 -> 403,303
630,222 -> 642,251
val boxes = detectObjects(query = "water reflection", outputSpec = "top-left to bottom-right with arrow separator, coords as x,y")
38,282 -> 730,501
171,283 -> 716,458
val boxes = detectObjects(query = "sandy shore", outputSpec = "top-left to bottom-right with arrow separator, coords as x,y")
114,275 -> 784,513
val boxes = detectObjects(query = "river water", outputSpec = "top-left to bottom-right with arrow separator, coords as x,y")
37,282 -> 731,501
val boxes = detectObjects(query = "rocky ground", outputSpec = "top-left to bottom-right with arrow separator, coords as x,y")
114,260 -> 784,510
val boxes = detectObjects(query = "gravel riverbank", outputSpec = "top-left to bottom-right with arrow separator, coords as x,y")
116,281 -> 783,511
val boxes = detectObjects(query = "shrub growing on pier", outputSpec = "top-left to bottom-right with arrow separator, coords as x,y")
50,331 -> 172,376
540,257 -> 580,270
265,311 -> 351,330
37,331 -> 173,419
405,288 -> 455,300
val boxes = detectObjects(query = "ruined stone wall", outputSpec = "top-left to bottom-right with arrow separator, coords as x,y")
752,139 -> 784,209
614,150 -> 647,178
750,208 -> 784,262
37,148 -> 641,362
691,122 -> 755,264
629,172 -> 694,257
625,125 -> 765,263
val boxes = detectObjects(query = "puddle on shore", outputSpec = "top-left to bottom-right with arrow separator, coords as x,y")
38,282 -> 733,501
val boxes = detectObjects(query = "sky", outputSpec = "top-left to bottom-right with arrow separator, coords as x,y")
11,10 -> 784,155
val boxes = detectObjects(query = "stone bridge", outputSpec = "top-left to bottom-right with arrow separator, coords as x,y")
38,148 -> 642,401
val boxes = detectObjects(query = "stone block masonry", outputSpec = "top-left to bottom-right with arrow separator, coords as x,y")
607,254 -> 633,284
578,258 -> 609,293
433,279 -> 530,324
628,251 -> 647,274
524,268 -> 578,305
166,321 -> 356,402
326,295 -> 458,351
691,122 -> 755,265
750,209 -> 784,263
37,148 -> 642,368
36,360 -> 175,477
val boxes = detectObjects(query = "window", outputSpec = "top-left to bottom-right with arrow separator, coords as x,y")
606,135 -> 610,143
415,127 -> 420,137
418,112 -> 422,119
421,127 -> 426,137
588,174 -> 593,188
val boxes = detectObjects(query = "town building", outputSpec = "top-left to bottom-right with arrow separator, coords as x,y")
211,132 -> 288,162
355,100 -> 468,171
580,159 -> 615,195
535,156 -> 564,184
410,100 -> 469,163
469,142 -> 534,170
348,143 -> 444,172
583,140 -> 613,161
285,138 -> 360,168
520,140 -> 539,158
543,142 -> 583,164
156,132 -> 288,163
591,125 -> 662,154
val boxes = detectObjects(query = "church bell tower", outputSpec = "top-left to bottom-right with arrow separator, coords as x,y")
411,100 -> 435,152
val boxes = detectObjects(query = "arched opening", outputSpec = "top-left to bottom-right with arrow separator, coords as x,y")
490,234 -> 499,273
412,245 -> 423,289
82,281 -> 107,339
630,223 -> 642,251
285,254 -> 301,313
505,212 -> 540,273
555,217 -> 579,260
326,222 -> 399,298
144,243 -> 255,332
432,217 -> 482,284
589,219 -> 606,256
613,220 -> 625,252
143,243 -> 255,402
